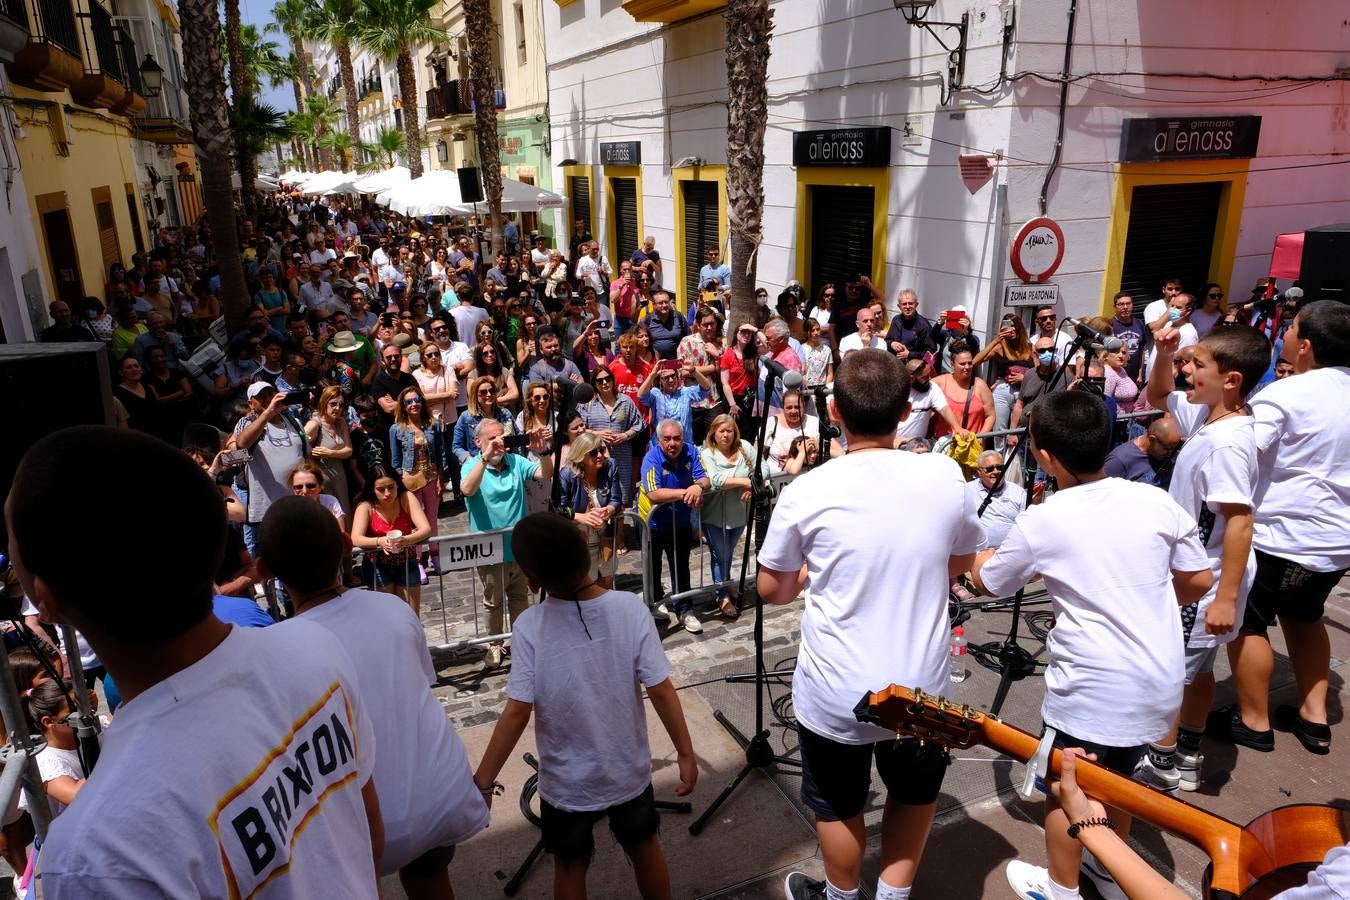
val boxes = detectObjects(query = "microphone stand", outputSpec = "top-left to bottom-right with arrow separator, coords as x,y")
984,330 -> 1092,716
688,359 -> 801,836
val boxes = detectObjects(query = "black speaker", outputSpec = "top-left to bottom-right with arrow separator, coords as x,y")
0,343 -> 115,516
1299,224 -> 1350,303
457,167 -> 483,204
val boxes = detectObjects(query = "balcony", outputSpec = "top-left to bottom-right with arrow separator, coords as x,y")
621,0 -> 724,22
70,0 -> 125,109
6,0 -> 82,91
0,0 -> 30,63
424,78 -> 470,121
357,71 -> 381,101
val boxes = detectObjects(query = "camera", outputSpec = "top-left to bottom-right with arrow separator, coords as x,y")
503,433 -> 531,451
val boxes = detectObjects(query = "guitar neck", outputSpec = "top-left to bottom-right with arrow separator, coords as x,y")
984,717 -> 1245,858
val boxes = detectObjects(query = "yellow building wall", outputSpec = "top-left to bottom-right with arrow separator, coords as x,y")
14,90 -> 141,302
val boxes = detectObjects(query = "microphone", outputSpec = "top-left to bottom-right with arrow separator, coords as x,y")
572,382 -> 596,404
780,369 -> 804,390
761,356 -> 794,383
1064,318 -> 1123,352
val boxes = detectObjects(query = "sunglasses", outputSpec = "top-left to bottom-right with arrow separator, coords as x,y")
593,375 -> 613,384
1035,315 -> 1056,322
292,482 -> 320,492
422,351 -> 441,358
587,447 -> 607,458
1207,292 -> 1223,299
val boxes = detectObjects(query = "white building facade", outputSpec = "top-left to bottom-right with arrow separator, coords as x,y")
543,0 -> 1350,330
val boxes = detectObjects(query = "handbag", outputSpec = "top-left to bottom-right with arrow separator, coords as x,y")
946,382 -> 984,479
401,469 -> 429,492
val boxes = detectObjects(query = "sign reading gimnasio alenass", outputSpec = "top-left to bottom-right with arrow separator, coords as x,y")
792,127 -> 892,168
1120,116 -> 1261,163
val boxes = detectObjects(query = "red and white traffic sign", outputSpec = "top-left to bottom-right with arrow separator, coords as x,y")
1010,217 -> 1065,284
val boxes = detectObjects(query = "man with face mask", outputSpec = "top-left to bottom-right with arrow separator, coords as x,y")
894,357 -> 968,446
1006,337 -> 1062,449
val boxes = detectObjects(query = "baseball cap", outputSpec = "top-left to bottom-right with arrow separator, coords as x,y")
246,381 -> 276,400
392,281 -> 407,293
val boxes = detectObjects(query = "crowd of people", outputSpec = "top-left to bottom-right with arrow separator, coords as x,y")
15,182 -> 1350,900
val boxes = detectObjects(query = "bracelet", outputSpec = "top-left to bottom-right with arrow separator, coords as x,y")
477,781 -> 504,798
1067,817 -> 1115,840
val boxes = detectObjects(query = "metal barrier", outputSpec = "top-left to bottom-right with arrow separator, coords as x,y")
971,406 -> 1162,442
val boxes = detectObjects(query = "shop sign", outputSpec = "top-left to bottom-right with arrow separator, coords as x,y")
498,135 -> 524,156
600,141 -> 642,165
1120,116 -> 1261,162
1004,282 -> 1060,307
792,126 -> 891,168
1010,217 -> 1065,283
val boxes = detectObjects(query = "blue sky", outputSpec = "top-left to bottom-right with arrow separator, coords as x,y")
241,0 -> 296,112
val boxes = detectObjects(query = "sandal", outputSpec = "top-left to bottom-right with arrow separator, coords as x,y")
718,597 -> 740,619
617,545 -> 630,556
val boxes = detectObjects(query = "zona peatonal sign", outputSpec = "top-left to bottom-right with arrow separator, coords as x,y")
600,141 -> 641,166
1120,116 -> 1261,163
792,126 -> 891,168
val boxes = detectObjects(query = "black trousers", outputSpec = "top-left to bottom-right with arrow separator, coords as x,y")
648,526 -> 694,615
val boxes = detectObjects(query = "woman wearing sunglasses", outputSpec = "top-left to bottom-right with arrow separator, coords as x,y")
557,431 -> 622,586
390,387 -> 448,578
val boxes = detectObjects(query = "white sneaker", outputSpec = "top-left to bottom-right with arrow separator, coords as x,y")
655,603 -> 679,628
1176,748 -> 1204,792
1005,860 -> 1054,900
1134,752 -> 1181,797
1081,851 -> 1128,900
682,612 -> 703,634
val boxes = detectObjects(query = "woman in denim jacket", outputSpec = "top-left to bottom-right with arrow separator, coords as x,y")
389,386 -> 449,576
557,430 -> 622,586
452,375 -> 519,466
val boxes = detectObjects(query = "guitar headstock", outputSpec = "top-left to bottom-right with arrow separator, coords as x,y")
853,685 -> 991,749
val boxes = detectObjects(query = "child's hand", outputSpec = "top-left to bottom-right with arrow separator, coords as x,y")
1205,595 -> 1237,635
1049,748 -> 1104,824
675,750 -> 698,797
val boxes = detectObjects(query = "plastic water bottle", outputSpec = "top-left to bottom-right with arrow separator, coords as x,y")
949,626 -> 969,683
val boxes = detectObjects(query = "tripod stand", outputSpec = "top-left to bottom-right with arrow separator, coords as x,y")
688,364 -> 801,836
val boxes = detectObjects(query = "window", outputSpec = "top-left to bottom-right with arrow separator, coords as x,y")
514,2 -> 527,66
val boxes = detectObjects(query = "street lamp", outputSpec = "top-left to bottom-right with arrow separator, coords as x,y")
139,54 -> 164,98
893,0 -> 968,96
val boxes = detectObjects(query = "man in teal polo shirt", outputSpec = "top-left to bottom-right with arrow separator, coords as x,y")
462,418 -> 554,667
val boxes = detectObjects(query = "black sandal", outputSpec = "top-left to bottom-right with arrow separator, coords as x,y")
1274,705 -> 1331,755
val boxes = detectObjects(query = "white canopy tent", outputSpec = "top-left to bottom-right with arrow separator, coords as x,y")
377,172 -> 566,217
231,173 -> 282,192
351,165 -> 410,195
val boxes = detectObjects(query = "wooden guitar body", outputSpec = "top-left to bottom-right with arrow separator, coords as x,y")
855,686 -> 1348,898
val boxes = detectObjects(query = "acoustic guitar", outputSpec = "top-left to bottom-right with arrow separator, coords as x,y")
855,685 -> 1348,899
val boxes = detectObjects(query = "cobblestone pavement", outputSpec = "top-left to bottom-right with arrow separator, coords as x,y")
418,504 -> 801,730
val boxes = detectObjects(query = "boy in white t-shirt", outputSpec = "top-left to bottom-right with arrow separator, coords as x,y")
257,497 -> 488,900
6,427 -> 382,899
1138,324 -> 1270,793
473,513 -> 696,900
972,391 -> 1212,900
1211,301 -> 1350,757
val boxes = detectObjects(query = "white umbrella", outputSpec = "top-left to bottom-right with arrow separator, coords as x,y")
298,171 -> 351,195
437,176 -> 567,216
353,165 -> 410,195
379,170 -> 466,216
230,173 -> 283,192
279,169 -> 304,181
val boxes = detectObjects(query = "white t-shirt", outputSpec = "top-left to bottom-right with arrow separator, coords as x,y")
32,746 -> 84,819
449,304 -> 489,346
292,589 -> 488,873
506,591 -> 671,811
895,384 -> 950,440
978,478 -> 1210,746
765,413 -> 820,469
1166,392 -> 1257,648
1276,842 -> 1350,899
838,332 -> 883,356
439,340 -> 476,409
318,493 -> 345,521
966,478 -> 1026,549
1143,298 -> 1169,329
37,622 -> 379,899
1249,366 -> 1350,572
759,452 -> 985,744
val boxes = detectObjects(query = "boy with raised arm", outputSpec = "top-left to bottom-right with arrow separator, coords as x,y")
1136,324 -> 1269,793
971,391 -> 1212,900
473,513 -> 696,900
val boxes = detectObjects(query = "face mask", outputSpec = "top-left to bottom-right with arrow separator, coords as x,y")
85,309 -> 98,319
1037,351 -> 1055,365
755,295 -> 768,306
1168,307 -> 1182,322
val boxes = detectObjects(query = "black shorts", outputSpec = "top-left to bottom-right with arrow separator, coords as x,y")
539,783 -> 659,862
401,844 -> 455,877
1048,728 -> 1146,779
798,725 -> 949,822
1241,550 -> 1346,633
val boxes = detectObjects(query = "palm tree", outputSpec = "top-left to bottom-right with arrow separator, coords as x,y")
317,129 -> 357,171
178,0 -> 249,332
300,0 -> 362,171
239,24 -> 287,95
353,0 -> 438,178
223,0 -> 247,111
232,98 -> 290,170
271,0 -> 316,168
463,0 -> 502,256
303,94 -> 345,171
286,108 -> 315,169
724,0 -> 773,331
228,25 -> 287,217
367,123 -> 405,168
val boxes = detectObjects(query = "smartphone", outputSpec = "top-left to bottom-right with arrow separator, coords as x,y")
659,359 -> 681,372
284,390 -> 311,405
503,433 -> 531,450
599,327 -> 611,341
219,449 -> 251,467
